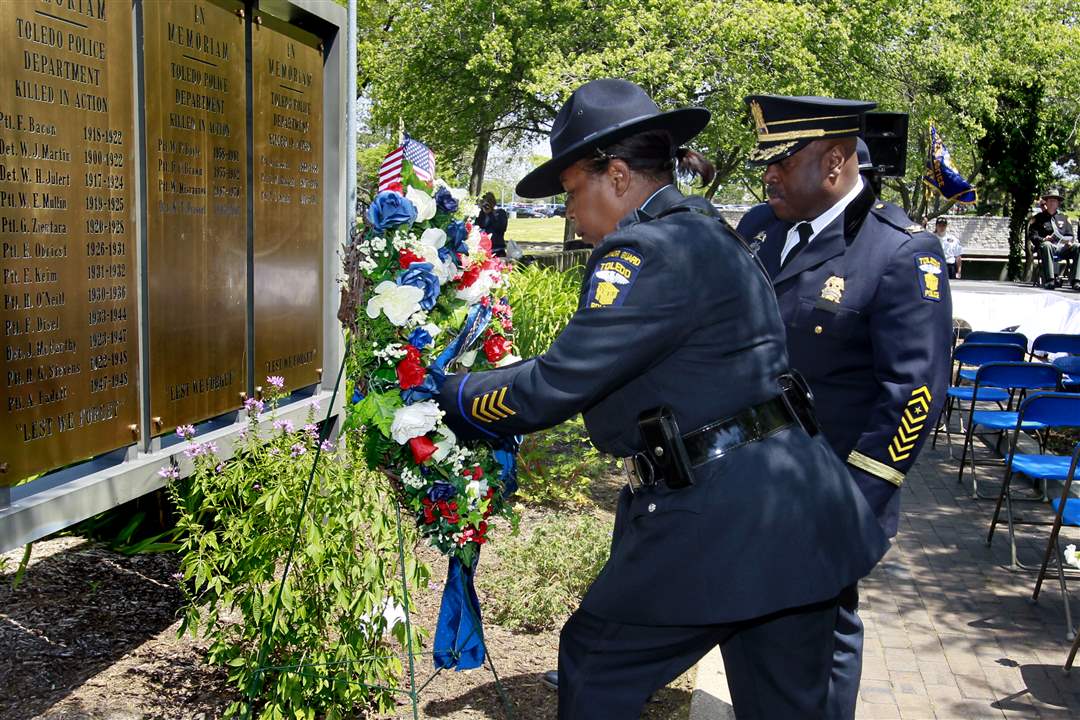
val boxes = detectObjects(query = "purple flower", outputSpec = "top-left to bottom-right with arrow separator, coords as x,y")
158,465 -> 180,481
253,483 -> 262,491
310,398 -> 322,412
267,375 -> 285,390
273,419 -> 295,434
244,397 -> 264,416
171,572 -> 183,581
319,439 -> 335,453
303,423 -> 318,439
214,462 -> 225,474
269,447 -> 281,456
290,442 -> 307,458
176,424 -> 196,440
435,187 -> 459,214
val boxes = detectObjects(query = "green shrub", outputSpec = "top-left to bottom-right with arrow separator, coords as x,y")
505,263 -> 581,357
171,397 -> 428,720
479,512 -> 611,632
516,415 -> 619,506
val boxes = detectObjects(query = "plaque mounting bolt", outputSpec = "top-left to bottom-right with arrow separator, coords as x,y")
236,8 -> 245,19
255,386 -> 264,400
129,424 -> 139,439
317,368 -> 324,381
255,14 -> 263,25
0,463 -> 7,474
152,417 -> 163,429
239,391 -> 248,401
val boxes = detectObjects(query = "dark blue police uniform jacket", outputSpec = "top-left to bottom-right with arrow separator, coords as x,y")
737,185 -> 952,538
435,186 -> 887,627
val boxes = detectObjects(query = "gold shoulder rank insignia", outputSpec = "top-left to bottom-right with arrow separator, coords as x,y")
888,385 -> 932,462
820,275 -> 845,304
471,386 -> 516,423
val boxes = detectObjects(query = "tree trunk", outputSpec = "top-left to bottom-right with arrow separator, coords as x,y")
468,130 -> 491,197
562,217 -> 578,250
1007,189 -> 1035,281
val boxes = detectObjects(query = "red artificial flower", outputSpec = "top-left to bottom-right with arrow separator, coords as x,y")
458,264 -> 481,288
408,436 -> 437,464
478,232 -> 492,255
483,334 -> 511,363
396,354 -> 426,389
399,249 -> 425,269
385,181 -> 404,195
480,296 -> 490,306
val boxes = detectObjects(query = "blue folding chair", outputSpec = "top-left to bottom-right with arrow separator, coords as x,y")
933,343 -> 1028,455
987,393 -> 1080,571
956,362 -> 1061,498
1032,441 -> 1080,641
1032,333 -> 1080,360
956,332 -> 1028,383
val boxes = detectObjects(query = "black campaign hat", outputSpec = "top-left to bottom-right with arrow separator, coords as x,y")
745,95 -> 877,166
516,79 -> 710,199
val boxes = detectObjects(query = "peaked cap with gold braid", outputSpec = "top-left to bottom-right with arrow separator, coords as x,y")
745,94 -> 877,166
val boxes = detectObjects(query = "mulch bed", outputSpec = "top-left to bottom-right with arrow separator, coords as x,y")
0,468 -> 693,720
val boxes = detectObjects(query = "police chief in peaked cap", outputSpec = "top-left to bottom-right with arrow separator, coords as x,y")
735,94 -> 952,720
433,79 -> 888,719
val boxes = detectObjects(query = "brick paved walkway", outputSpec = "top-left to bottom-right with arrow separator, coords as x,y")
692,433 -> 1080,719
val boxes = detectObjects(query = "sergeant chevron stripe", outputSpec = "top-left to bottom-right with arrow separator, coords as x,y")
470,386 -> 516,423
888,385 -> 932,462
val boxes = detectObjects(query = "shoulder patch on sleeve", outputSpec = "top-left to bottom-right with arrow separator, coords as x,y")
914,253 -> 943,302
586,248 -> 644,308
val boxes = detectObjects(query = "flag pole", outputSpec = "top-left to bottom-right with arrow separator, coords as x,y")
346,0 -> 357,232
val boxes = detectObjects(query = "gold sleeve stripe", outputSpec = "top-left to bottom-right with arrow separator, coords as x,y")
470,387 -> 516,424
888,385 -> 932,462
848,450 -> 905,487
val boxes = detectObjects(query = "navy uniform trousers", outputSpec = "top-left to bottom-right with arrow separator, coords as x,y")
436,187 -> 887,719
736,187 -> 952,719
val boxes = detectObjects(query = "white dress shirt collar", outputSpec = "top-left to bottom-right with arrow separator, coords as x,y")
781,176 -> 865,264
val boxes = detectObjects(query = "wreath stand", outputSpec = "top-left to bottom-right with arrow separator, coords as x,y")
242,345 -> 518,719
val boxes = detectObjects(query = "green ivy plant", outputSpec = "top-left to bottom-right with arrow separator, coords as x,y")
169,385 -> 428,719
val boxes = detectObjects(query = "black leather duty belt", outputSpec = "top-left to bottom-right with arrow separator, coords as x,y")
623,397 -> 797,490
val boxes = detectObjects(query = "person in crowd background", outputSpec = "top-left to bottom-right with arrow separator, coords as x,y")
933,217 -> 963,279
1028,188 -> 1076,289
477,191 -> 508,257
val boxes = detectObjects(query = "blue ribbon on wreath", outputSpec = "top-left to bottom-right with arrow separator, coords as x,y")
434,553 -> 486,670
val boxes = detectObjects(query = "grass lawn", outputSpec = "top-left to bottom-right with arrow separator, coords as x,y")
506,216 -> 565,246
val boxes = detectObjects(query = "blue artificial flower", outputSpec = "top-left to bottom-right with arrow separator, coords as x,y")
408,327 -> 433,350
351,384 -> 365,404
396,262 -> 441,311
435,187 -> 459,214
368,191 -> 418,233
428,482 -> 457,502
401,366 -> 446,405
445,221 -> 469,259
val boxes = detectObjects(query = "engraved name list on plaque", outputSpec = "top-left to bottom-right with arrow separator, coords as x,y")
1,0 -> 137,484
252,13 -> 323,392
142,0 -> 247,434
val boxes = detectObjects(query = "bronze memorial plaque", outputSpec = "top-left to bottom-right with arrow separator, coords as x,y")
1,0 -> 138,485
252,14 -> 323,392
143,0 -> 247,434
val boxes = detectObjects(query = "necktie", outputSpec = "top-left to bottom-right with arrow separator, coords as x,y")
781,222 -> 813,270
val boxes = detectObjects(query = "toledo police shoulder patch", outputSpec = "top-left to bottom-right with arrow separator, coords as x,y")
915,254 -> 943,302
586,248 -> 643,308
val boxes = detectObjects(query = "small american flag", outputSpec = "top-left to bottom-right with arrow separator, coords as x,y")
378,135 -> 435,192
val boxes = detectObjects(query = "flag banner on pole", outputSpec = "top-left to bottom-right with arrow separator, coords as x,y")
923,123 -> 977,204
378,135 -> 436,193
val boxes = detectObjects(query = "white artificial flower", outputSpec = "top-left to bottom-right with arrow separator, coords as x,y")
369,235 -> 387,253
496,353 -> 522,367
423,323 -> 442,338
450,187 -> 468,202
390,401 -> 443,444
459,349 -> 478,367
399,467 -> 427,489
432,425 -> 458,463
420,227 -> 447,249
463,203 -> 480,218
455,269 -> 500,304
415,243 -> 455,283
366,281 -> 424,327
466,478 -> 489,498
1066,544 -> 1080,570
406,186 -> 436,222
466,224 -> 484,256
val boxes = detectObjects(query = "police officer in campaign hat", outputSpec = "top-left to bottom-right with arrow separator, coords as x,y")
433,78 -> 888,719
1028,187 -> 1076,289
734,95 -> 952,719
